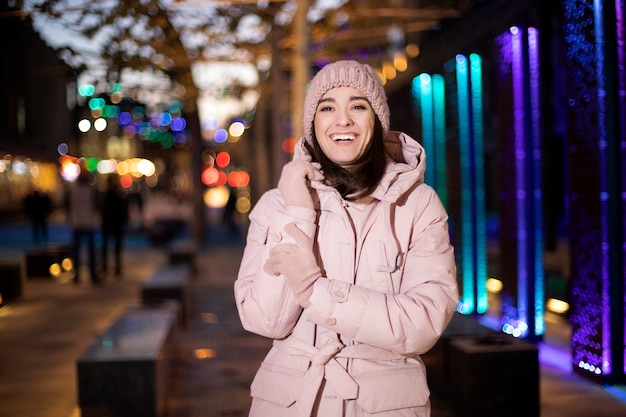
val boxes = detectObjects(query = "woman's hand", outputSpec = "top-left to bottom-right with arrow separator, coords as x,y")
263,223 -> 321,308
278,160 -> 324,209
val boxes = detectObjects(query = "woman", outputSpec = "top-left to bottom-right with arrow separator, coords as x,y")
235,60 -> 458,417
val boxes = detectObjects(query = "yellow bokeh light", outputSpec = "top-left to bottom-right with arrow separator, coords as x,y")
203,186 -> 230,209
194,348 -> 216,359
62,258 -> 73,271
486,278 -> 503,293
393,53 -> 408,72
49,263 -> 62,277
546,298 -> 570,315
137,159 -> 156,177
228,121 -> 246,137
236,196 -> 251,214
200,313 -> 218,324
383,62 -> 397,80
406,43 -> 420,58
116,160 -> 129,176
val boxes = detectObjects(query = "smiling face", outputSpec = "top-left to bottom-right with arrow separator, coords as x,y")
313,86 -> 376,169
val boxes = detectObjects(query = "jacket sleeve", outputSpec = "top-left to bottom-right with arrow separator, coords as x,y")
304,186 -> 459,355
234,190 -> 318,339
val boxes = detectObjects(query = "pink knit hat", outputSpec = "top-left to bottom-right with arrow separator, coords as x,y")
302,60 -> 390,144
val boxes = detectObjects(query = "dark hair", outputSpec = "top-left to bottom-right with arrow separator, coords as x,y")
305,118 -> 386,201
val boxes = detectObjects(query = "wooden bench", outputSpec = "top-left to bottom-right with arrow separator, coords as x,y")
140,264 -> 191,326
76,303 -> 180,417
167,239 -> 196,272
422,312 -> 498,397
422,313 -> 539,417
146,218 -> 186,246
0,262 -> 23,304
24,244 -> 71,278
448,333 -> 539,417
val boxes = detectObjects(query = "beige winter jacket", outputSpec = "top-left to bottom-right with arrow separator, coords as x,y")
235,131 -> 458,417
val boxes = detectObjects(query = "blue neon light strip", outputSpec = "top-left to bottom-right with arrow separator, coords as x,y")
456,54 -> 475,314
528,27 -> 545,336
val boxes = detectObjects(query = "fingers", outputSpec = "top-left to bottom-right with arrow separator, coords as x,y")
269,243 -> 295,257
263,258 -> 279,276
283,160 -> 324,182
265,244 -> 295,276
304,164 -> 324,181
263,250 -> 289,275
283,223 -> 310,248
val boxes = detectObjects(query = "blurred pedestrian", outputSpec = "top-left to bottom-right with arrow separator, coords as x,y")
100,175 -> 128,278
23,187 -> 52,245
222,185 -> 238,234
128,185 -> 145,231
67,171 -> 99,284
235,60 -> 458,417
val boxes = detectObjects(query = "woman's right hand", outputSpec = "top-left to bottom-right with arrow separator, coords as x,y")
277,160 -> 324,209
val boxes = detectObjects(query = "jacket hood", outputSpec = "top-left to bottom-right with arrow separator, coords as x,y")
292,130 -> 426,204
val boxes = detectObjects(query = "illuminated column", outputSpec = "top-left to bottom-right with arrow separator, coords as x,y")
412,74 -> 448,205
563,0 -> 625,385
454,54 -> 487,315
433,74 -> 448,208
495,26 -> 544,339
413,75 -> 435,186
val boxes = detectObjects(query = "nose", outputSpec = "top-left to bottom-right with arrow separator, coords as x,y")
336,108 -> 354,127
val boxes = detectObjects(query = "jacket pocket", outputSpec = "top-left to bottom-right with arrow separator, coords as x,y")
250,361 -> 305,407
353,360 -> 429,413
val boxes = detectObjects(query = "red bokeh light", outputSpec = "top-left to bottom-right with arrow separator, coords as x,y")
120,174 -> 133,189
215,170 -> 228,186
202,167 -> 219,185
281,137 -> 297,154
215,151 -> 230,168
227,170 -> 250,188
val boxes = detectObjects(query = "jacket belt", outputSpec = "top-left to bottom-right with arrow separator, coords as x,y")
272,338 -> 405,417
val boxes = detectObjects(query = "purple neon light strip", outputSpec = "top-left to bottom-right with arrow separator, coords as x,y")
616,0 -> 626,376
593,0 -> 611,376
511,27 -> 529,327
528,27 -> 545,336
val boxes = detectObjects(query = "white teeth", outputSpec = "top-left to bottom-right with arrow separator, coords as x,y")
331,134 -> 355,142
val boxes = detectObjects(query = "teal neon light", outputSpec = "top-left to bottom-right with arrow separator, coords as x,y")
415,74 -> 435,186
433,74 -> 448,208
413,73 -> 448,206
456,55 -> 475,314
469,53 -> 488,314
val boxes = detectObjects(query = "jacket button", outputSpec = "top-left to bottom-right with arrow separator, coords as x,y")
272,232 -> 283,243
325,317 -> 337,326
332,291 -> 344,300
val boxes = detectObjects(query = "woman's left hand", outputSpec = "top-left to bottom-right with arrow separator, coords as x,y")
263,223 -> 321,308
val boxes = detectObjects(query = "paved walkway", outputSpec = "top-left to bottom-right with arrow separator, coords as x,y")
1,221 -> 626,417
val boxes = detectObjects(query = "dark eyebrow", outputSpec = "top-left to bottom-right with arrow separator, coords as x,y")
317,96 -> 370,104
